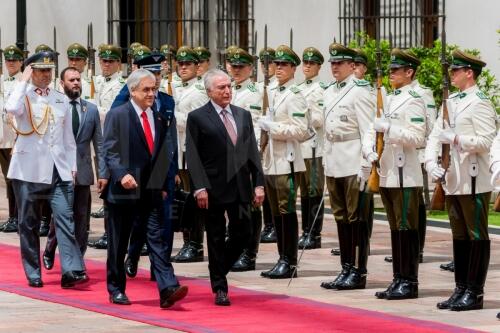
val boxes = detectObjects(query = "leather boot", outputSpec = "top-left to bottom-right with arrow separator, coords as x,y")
266,213 -> 297,279
260,197 -> 277,243
173,231 -> 190,261
298,196 -> 310,249
92,232 -> 108,249
386,230 -> 419,300
375,230 -> 401,299
321,223 -> 351,289
231,210 -> 261,272
440,261 -> 455,272
39,216 -> 50,237
418,201 -> 426,263
451,240 -> 490,311
174,241 -> 203,263
338,221 -> 369,290
261,216 -> 284,278
437,239 -> 469,309
302,196 -> 323,249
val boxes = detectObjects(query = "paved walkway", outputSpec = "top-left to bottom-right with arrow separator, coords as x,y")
0,181 -> 500,333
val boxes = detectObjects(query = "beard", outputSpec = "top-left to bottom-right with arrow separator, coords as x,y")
64,86 -> 81,100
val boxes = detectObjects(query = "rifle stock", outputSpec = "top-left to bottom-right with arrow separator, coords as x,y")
259,25 -> 270,154
494,194 -> 500,212
167,52 -> 173,96
87,23 -> 96,99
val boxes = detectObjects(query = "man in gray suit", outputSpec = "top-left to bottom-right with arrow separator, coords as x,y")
43,67 -> 108,270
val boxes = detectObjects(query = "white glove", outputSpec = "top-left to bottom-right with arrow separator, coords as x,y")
438,122 -> 456,144
358,165 -> 371,182
258,118 -> 274,131
490,162 -> 500,187
431,165 -> 446,180
373,118 -> 390,133
366,152 -> 379,163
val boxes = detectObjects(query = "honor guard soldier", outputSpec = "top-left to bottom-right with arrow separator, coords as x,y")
172,46 -> 209,263
319,44 -> 374,290
364,49 -> 426,300
426,50 -> 496,311
0,45 -> 23,233
66,43 -> 93,101
258,47 -> 278,91
258,45 -> 309,279
224,45 -> 239,75
159,44 -> 179,94
226,48 -> 264,272
128,42 -> 142,72
5,51 -> 88,288
194,46 -> 211,80
297,47 -> 326,250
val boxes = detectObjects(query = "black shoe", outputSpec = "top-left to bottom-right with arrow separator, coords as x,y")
298,232 -> 308,249
437,286 -> 466,309
91,234 -> 108,249
336,268 -> 367,290
450,289 -> 484,311
301,235 -> 321,250
173,244 -> 203,263
215,290 -> 231,306
28,278 -> 43,288
109,292 -> 131,305
497,312 -> 500,319
39,217 -> 50,236
140,244 -> 149,256
260,226 -> 277,243
440,261 -> 455,272
385,279 -> 418,300
43,252 -> 54,270
330,248 -> 341,256
160,285 -> 189,308
125,257 -> 138,278
231,253 -> 256,272
375,278 -> 400,299
261,259 -> 297,279
2,217 -> 18,233
172,243 -> 189,262
419,253 -> 424,263
321,265 -> 351,290
91,206 -> 105,219
61,271 -> 89,288
384,256 -> 393,263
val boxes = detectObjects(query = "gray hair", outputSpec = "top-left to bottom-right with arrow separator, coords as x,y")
203,69 -> 231,92
127,69 -> 155,93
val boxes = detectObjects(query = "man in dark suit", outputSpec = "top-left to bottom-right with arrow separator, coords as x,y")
103,68 -> 187,307
186,69 -> 265,306
42,67 -> 109,269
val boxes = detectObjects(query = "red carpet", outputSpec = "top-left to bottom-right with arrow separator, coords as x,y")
0,243 -> 478,333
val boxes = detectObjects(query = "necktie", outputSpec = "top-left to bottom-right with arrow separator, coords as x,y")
141,111 -> 154,154
71,100 -> 79,138
221,109 -> 237,145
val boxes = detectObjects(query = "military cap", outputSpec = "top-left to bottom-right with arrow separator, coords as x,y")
390,48 -> 420,69
35,44 -> 53,53
228,48 -> 253,66
302,47 -> 324,64
225,45 -> 239,59
353,48 -> 368,65
176,46 -> 199,63
25,51 -> 55,69
259,47 -> 275,62
133,45 -> 152,62
66,43 -> 88,59
3,45 -> 23,61
328,43 -> 356,62
273,45 -> 300,66
99,44 -> 121,60
194,46 -> 211,61
128,42 -> 142,55
160,44 -> 177,58
450,49 -> 486,72
135,52 -> 165,72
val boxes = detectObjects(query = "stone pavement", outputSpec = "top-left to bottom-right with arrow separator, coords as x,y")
1,181 -> 500,333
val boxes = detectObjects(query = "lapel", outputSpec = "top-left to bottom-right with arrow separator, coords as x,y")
152,110 -> 164,157
128,102 -> 150,154
272,89 -> 293,110
76,99 -> 89,140
206,102 -> 233,146
387,94 -> 413,118
231,105 -> 243,145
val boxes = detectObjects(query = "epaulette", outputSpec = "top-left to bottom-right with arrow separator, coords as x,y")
408,90 -> 421,98
119,77 -> 126,84
195,83 -> 205,91
449,92 -> 460,99
247,82 -> 257,92
354,79 -> 370,87
289,85 -> 301,94
319,81 -> 332,90
476,91 -> 489,100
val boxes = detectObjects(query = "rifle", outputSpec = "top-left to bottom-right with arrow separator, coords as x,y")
53,27 -> 59,88
367,21 -> 385,193
289,28 -> 293,49
0,28 -> 3,77
167,46 -> 173,96
87,23 -> 96,99
126,26 -> 132,77
251,31 -> 258,82
430,6 -> 449,211
259,24 -> 270,154
22,24 -> 29,63
494,193 -> 500,212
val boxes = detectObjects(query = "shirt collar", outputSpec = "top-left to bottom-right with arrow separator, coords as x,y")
211,100 -> 233,115
278,78 -> 295,92
131,98 -> 152,118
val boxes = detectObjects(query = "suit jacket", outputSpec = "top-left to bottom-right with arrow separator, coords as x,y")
186,101 -> 264,205
5,81 -> 76,184
74,99 -> 109,185
102,100 -> 177,205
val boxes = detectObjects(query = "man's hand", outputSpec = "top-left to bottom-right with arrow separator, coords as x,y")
72,171 -> 77,184
96,178 -> 108,194
121,174 -> 138,189
175,174 -> 181,185
373,118 -> 390,133
162,191 -> 168,200
366,152 -> 379,163
20,65 -> 33,82
257,117 -> 274,131
196,189 -> 209,209
253,186 -> 265,207
357,165 -> 371,183
438,122 -> 457,145
426,161 -> 445,180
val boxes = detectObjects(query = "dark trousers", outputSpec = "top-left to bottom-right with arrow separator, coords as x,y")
45,185 -> 91,256
106,200 -> 178,296
12,169 -> 85,280
205,201 -> 251,293
0,148 -> 16,218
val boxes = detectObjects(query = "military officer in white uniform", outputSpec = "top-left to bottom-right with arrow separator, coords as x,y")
159,44 -> 180,95
5,51 -> 88,289
65,43 -> 93,101
225,48 -> 264,272
194,46 -> 211,82
319,44 -> 374,291
257,45 -> 308,279
172,46 -> 209,263
427,50 -> 496,312
364,49 -> 426,300
0,45 -> 23,232
297,47 -> 326,250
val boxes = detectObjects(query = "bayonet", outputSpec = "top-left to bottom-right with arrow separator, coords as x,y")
289,28 -> 293,49
53,26 -> 59,87
259,24 -> 270,154
126,25 -> 132,77
0,27 -> 3,77
252,30 -> 258,82
87,22 -> 96,99
23,24 -> 28,60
